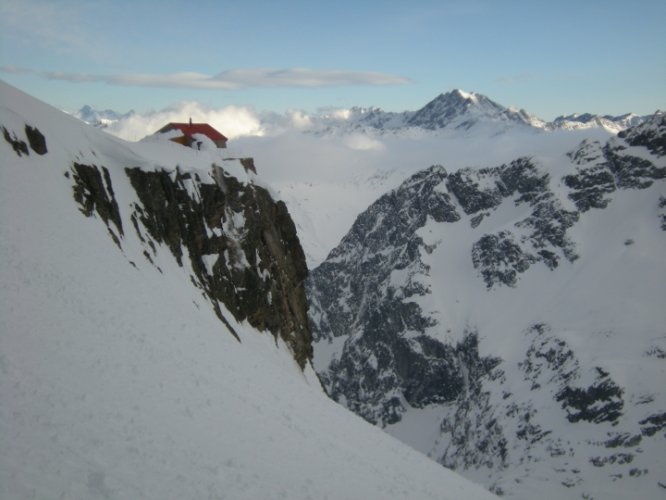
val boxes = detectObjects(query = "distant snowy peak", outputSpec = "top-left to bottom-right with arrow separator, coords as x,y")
73,104 -> 134,127
312,106 -> 410,133
549,112 -> 649,134
316,90 -> 653,136
310,89 -> 544,136
406,89 -> 544,131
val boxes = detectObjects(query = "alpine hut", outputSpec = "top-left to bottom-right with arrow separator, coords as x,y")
156,118 -> 228,149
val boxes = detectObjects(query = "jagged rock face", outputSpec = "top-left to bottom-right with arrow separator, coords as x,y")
448,158 -> 579,287
308,115 -> 666,498
66,163 -> 312,367
309,165 -> 459,343
563,126 -> 666,213
70,163 -> 124,247
122,166 -> 311,365
618,112 -> 666,156
308,155 -> 584,420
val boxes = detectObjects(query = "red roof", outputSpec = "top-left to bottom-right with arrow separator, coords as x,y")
160,122 -> 228,142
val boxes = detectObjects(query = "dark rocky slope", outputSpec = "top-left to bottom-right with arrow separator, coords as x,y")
307,113 -> 666,498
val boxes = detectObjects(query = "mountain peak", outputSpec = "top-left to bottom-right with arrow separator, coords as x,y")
407,89 -> 531,131
447,88 -> 479,102
430,89 -> 483,107
74,104 -> 134,126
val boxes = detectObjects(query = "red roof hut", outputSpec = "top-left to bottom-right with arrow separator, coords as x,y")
157,119 -> 228,149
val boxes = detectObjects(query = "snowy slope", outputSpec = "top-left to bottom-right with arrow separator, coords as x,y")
0,80 -> 497,500
308,114 -> 666,498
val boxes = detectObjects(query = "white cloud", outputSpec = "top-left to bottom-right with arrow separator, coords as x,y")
105,102 -> 264,141
329,109 -> 353,120
1,66 -> 409,90
211,68 -> 410,88
287,110 -> 314,130
342,133 -> 385,151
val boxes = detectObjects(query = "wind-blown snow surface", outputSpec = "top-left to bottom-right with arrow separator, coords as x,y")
0,81 -> 496,500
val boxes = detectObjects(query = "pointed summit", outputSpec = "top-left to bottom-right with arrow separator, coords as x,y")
407,89 -> 537,131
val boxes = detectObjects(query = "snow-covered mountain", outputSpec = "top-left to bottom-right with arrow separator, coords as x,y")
549,112 -> 648,134
73,104 -> 135,127
292,90 -> 545,135
312,91 -> 653,136
307,113 -> 666,499
406,90 -> 545,131
0,80 -> 497,500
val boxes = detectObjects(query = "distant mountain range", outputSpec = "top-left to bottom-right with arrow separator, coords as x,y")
549,111 -> 647,133
72,104 -> 135,127
74,89 -> 653,137
311,90 -> 650,135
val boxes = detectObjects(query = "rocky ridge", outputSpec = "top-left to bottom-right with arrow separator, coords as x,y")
307,114 -> 666,498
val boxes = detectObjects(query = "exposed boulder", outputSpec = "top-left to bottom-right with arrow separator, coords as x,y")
25,124 -> 47,155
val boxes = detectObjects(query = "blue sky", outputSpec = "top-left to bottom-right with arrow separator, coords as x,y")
1,0 -> 664,119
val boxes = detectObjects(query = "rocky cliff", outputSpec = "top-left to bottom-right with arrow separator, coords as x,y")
3,117 -> 312,369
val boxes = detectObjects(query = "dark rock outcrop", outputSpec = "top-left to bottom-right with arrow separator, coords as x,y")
452,158 -> 578,287
556,372 -> 624,424
71,163 -> 124,247
124,165 -> 312,367
309,165 -> 458,342
68,160 -> 311,368
25,125 -> 47,155
326,329 -> 500,426
472,231 -> 534,288
639,412 -> 666,437
565,117 -> 666,212
2,126 -> 29,157
1,124 -> 47,156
